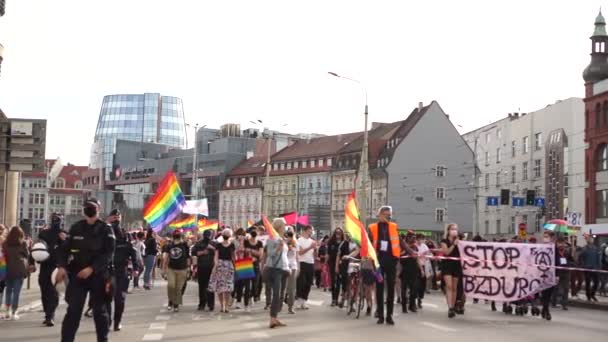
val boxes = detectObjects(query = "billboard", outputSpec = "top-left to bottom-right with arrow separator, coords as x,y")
10,121 -> 33,136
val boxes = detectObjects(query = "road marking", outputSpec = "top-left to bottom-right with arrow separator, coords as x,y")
243,322 -> 262,329
421,321 -> 457,332
422,303 -> 439,308
251,331 -> 270,339
149,322 -> 167,330
155,315 -> 171,321
307,300 -> 324,306
142,333 -> 164,341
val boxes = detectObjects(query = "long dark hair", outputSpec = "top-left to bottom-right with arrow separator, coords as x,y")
146,228 -> 155,241
4,226 -> 24,248
329,228 -> 344,245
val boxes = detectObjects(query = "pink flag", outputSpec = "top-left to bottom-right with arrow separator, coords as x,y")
281,212 -> 297,225
297,215 -> 309,225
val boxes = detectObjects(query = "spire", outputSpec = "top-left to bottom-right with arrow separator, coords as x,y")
594,8 -> 607,36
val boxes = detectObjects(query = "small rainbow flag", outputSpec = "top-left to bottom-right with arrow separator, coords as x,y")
235,258 -> 256,280
262,215 -> 280,240
143,171 -> 186,232
168,215 -> 197,231
344,191 -> 379,269
198,218 -> 219,232
0,249 -> 6,281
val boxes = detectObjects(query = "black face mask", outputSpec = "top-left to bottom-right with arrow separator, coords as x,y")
83,206 -> 97,218
173,235 -> 182,240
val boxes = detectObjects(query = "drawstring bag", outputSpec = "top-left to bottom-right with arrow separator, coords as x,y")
0,246 -> 6,282
235,257 -> 256,280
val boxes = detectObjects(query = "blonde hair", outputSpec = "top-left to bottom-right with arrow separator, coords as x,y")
272,218 -> 286,234
443,223 -> 458,239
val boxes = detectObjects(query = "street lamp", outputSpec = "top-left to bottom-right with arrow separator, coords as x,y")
328,71 -> 370,224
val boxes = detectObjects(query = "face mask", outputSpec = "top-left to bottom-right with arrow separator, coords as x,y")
111,221 -> 120,229
83,206 -> 97,218
449,230 -> 458,238
174,235 -> 182,240
223,235 -> 230,241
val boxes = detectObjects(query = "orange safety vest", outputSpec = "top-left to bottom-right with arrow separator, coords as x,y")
369,222 -> 400,258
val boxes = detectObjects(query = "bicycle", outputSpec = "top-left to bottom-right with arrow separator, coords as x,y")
346,257 -> 365,319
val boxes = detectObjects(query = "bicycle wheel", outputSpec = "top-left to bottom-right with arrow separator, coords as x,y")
347,275 -> 357,315
356,272 -> 365,319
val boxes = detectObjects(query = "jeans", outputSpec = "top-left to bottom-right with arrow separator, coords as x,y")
167,269 -> 188,306
266,267 -> 285,318
143,255 -> 156,287
235,278 -> 254,307
400,266 -> 418,311
4,278 -> 24,311
585,271 -> 599,299
286,269 -> 298,309
570,270 -> 584,296
376,257 -> 397,319
552,273 -> 570,307
296,262 -> 314,301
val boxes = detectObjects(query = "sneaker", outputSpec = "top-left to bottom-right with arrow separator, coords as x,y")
288,308 -> 296,314
173,305 -> 179,313
11,312 -> 20,321
84,308 -> 93,318
386,316 -> 395,326
167,305 -> 173,312
300,303 -> 309,310
244,306 -> 250,313
43,319 -> 55,327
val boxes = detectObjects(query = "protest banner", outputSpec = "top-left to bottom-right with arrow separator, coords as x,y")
457,241 -> 556,302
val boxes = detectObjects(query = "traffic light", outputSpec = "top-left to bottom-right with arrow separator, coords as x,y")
500,189 -> 510,205
526,190 -> 536,206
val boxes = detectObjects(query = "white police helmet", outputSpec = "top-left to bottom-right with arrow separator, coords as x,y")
31,241 -> 50,262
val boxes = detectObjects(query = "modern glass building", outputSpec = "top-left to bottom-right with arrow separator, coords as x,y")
90,93 -> 187,180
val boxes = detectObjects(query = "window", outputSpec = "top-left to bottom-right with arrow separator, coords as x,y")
319,159 -> 324,167
436,187 -> 445,199
484,220 -> 489,234
534,133 -> 542,150
485,174 -> 490,190
317,180 -> 322,189
29,193 -> 34,204
496,219 -> 502,234
598,190 -> 608,218
294,161 -> 299,169
241,178 -> 246,186
497,129 -> 502,139
486,133 -> 491,143
523,136 -> 529,154
280,163 -> 285,171
511,141 -> 516,157
435,166 -> 446,177
435,208 -> 445,222
327,159 -> 332,167
511,165 -> 516,183
485,151 -> 490,165
534,159 -> 542,178
598,144 -> 608,171
310,160 -> 316,168
496,148 -> 501,164
522,162 -> 528,180
226,179 -> 231,187
522,215 -> 528,227
287,162 -> 292,170
511,216 -> 516,233
496,172 -> 501,187
564,173 -> 569,197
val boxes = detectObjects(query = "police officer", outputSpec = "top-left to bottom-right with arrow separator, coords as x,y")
106,209 -> 138,332
37,213 -> 67,327
56,198 -> 115,342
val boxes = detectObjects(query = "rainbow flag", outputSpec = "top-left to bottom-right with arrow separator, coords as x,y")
143,171 -> 186,232
168,215 -> 197,231
247,219 -> 255,227
198,218 -> 219,232
235,258 -> 256,280
0,248 -> 6,281
344,191 -> 379,269
262,215 -> 280,240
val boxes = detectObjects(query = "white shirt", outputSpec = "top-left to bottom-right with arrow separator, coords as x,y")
297,237 -> 315,264
287,241 -> 299,271
281,243 -> 290,272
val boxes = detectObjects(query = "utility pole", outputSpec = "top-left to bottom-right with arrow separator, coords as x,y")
473,137 -> 479,236
191,123 -> 199,200
263,133 -> 272,215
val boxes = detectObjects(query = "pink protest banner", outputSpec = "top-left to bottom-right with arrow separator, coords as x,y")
457,241 -> 557,302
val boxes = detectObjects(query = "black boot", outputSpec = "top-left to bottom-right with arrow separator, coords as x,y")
448,308 -> 455,318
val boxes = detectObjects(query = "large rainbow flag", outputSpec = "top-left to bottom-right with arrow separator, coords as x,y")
262,215 -> 280,240
344,191 -> 379,268
168,215 -> 197,231
143,171 -> 186,232
198,218 -> 219,232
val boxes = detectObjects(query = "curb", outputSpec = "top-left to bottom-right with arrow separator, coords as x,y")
568,300 -> 608,311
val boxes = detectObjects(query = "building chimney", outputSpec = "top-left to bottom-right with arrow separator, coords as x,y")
418,102 -> 423,111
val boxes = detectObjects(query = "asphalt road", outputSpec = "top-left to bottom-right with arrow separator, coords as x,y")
1,279 -> 606,342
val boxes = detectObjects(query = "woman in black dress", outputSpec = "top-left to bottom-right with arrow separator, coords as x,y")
440,223 -> 462,318
327,228 -> 345,307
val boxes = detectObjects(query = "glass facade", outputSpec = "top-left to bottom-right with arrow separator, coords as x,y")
90,93 -> 187,179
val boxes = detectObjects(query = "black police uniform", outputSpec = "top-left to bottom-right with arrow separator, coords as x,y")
37,220 -> 65,324
107,222 -> 139,331
58,219 -> 115,342
191,237 -> 215,311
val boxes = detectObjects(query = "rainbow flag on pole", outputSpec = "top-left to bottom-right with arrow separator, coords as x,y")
262,215 -> 280,240
198,218 -> 219,232
168,215 -> 197,231
143,171 -> 186,232
344,191 -> 379,268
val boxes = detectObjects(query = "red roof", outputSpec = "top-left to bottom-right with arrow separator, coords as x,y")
56,164 -> 89,188
271,133 -> 361,162
227,156 -> 267,177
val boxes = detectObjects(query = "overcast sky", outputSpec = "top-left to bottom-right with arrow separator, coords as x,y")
0,0 -> 602,165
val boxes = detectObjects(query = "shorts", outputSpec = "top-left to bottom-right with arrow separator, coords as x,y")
361,269 -> 376,286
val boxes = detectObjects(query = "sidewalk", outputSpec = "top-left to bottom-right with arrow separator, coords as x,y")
569,294 -> 608,311
17,270 -> 44,313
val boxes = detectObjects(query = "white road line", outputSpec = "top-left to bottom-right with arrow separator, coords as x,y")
149,322 -> 167,330
421,321 -> 457,332
243,322 -> 262,329
142,333 -> 164,341
250,331 -> 270,339
155,315 -> 171,321
307,300 -> 324,306
422,303 -> 439,308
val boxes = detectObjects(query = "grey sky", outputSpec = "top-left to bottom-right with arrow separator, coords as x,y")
0,0 -> 601,165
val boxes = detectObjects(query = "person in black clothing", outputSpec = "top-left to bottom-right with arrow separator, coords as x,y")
244,230 -> 263,306
336,232 -> 352,308
56,198 -> 115,342
400,232 -> 419,313
192,230 -> 216,311
162,229 -> 191,312
539,230 -> 556,320
327,228 -> 345,307
143,228 -> 158,290
440,223 -> 462,318
315,236 -> 329,288
37,213 -> 66,327
552,237 -> 574,310
106,209 -> 139,332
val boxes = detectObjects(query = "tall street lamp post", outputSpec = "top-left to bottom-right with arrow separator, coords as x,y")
328,72 -> 369,224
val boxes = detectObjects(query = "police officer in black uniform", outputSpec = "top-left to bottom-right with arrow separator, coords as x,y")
56,198 -> 115,342
37,213 -> 67,327
106,209 -> 139,332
